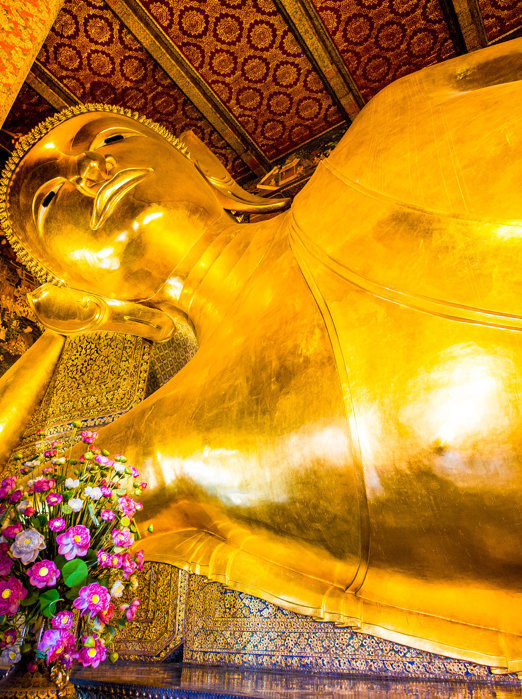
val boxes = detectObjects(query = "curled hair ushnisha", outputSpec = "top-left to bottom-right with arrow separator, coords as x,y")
0,103 -> 189,286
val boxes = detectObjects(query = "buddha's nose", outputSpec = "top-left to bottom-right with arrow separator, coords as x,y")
69,151 -> 112,197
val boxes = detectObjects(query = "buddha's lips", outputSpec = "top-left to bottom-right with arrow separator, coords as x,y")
90,167 -> 153,230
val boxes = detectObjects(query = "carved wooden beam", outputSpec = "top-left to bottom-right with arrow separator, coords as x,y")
273,0 -> 364,120
27,61 -> 81,110
105,0 -> 269,176
444,0 -> 488,50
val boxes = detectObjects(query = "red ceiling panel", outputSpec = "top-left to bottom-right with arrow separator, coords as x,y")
36,0 -> 247,176
311,0 -> 457,101
476,0 -> 521,42
3,83 -> 56,137
137,0 -> 344,159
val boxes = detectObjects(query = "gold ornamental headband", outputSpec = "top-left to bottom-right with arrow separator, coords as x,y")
0,103 -> 189,286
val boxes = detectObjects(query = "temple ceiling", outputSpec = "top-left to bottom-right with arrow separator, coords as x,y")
1,0 -> 521,182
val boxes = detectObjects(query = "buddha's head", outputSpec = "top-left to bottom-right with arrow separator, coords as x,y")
0,105 -> 287,302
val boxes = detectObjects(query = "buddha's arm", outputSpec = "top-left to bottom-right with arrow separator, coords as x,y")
0,331 -> 64,467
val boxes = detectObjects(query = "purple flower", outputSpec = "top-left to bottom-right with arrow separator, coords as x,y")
120,598 -> 140,620
10,529 -> 46,564
0,551 -> 13,577
100,509 -> 115,521
51,611 -> 74,630
73,583 -> 111,617
0,577 -> 27,615
49,517 -> 66,532
77,634 -> 106,668
81,431 -> 98,444
8,489 -> 23,504
112,529 -> 134,548
27,560 -> 60,589
2,523 -> 22,539
135,550 -> 145,571
118,495 -> 136,518
38,629 -> 76,666
121,553 -> 137,580
33,477 -> 55,493
1,628 -> 17,648
97,550 -> 111,567
46,492 -> 63,507
57,525 -> 90,560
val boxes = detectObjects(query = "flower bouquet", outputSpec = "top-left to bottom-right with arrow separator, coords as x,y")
0,427 -> 147,696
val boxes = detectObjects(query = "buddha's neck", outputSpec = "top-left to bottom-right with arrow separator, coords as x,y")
148,213 -> 286,341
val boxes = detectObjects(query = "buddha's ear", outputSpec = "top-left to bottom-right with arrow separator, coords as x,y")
179,130 -> 290,214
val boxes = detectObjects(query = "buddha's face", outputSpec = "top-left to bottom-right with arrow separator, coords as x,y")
8,112 -> 223,300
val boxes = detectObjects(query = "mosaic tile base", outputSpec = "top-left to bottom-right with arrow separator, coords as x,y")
183,574 -> 520,684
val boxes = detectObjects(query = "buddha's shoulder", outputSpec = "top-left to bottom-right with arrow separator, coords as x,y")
290,40 -> 522,318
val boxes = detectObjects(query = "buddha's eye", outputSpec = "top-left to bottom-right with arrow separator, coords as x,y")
33,180 -> 64,234
103,134 -> 124,145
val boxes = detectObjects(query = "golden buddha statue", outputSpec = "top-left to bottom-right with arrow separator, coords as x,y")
1,39 -> 522,672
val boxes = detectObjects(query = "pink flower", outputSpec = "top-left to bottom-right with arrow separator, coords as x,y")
121,553 -> 137,580
131,467 -> 139,478
0,551 -> 13,576
44,449 -> 57,458
11,529 -> 46,564
38,629 -> 76,666
46,492 -> 63,507
2,523 -> 22,539
51,441 -> 63,448
33,477 -> 55,493
78,634 -> 106,668
112,529 -> 134,548
0,577 -> 27,615
139,482 -> 147,491
100,509 -> 115,521
43,465 -> 55,473
118,495 -> 136,518
73,583 -> 111,617
135,501 -> 143,511
97,550 -> 111,567
51,611 -> 74,630
94,455 -> 109,466
100,486 -> 112,498
120,598 -> 140,620
110,554 -> 122,569
57,525 -> 90,560
135,550 -> 144,571
8,489 -> 23,504
24,506 -> 35,517
49,517 -> 66,532
28,560 -> 60,589
81,431 -> 98,444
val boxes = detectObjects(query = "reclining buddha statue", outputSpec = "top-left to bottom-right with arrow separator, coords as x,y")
1,39 -> 521,673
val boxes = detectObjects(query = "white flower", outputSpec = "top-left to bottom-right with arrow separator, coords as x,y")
69,498 -> 84,512
1,646 -> 20,665
65,478 -> 79,489
85,486 -> 102,500
110,580 -> 125,598
16,500 -> 30,514
114,463 -> 125,474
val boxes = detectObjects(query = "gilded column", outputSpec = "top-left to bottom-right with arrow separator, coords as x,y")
0,0 -> 64,127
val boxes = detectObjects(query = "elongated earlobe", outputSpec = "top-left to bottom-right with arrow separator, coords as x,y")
179,130 -> 290,214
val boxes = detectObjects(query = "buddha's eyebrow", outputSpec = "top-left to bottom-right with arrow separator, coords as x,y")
88,127 -> 142,152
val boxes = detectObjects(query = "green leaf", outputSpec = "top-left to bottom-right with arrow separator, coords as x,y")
86,548 -> 97,563
37,514 -> 47,529
62,559 -> 89,588
40,589 -> 60,617
65,585 -> 82,600
53,555 -> 67,571
115,488 -> 127,496
20,590 -> 39,607
87,504 -> 99,527
116,618 -> 126,629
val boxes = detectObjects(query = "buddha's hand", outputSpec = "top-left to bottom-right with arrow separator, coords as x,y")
28,283 -> 175,342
